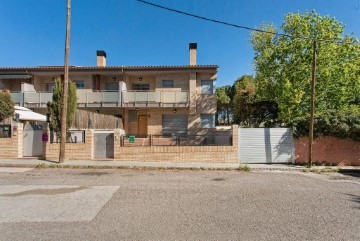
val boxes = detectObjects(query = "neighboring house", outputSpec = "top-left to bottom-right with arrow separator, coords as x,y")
0,43 -> 217,135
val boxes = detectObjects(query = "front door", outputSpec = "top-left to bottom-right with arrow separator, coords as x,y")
138,115 -> 148,135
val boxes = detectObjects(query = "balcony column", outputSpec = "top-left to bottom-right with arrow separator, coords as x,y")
189,72 -> 197,115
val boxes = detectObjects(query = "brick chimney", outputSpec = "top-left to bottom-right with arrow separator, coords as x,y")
97,50 -> 106,67
189,43 -> 197,65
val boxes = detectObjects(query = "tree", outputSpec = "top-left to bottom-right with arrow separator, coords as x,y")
216,85 -> 233,125
47,79 -> 77,138
233,75 -> 278,127
250,11 -> 360,124
0,91 -> 14,122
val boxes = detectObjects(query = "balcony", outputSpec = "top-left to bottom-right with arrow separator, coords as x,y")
11,90 -> 189,108
122,90 -> 188,107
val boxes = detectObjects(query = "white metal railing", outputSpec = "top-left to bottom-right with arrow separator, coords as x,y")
15,90 -> 188,107
122,90 -> 188,104
10,92 -> 21,103
77,91 -> 119,104
24,92 -> 53,104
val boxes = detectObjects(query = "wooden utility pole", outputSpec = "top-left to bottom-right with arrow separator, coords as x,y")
59,0 -> 71,163
308,39 -> 317,168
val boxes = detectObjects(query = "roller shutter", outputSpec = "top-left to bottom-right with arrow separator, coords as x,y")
162,114 -> 188,134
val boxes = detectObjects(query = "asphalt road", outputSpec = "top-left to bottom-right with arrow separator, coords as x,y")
0,168 -> 359,241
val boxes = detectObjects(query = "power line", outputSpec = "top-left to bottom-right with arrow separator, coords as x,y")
137,0 -> 359,45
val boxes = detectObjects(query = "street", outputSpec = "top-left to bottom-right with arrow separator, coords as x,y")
0,168 -> 359,241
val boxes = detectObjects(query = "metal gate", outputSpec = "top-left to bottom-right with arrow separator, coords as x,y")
23,125 -> 43,157
238,128 -> 294,164
94,131 -> 114,159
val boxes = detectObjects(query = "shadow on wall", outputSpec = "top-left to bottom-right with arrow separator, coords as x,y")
273,129 -> 293,161
264,128 -> 272,163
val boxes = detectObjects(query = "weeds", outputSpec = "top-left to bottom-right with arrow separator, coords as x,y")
239,165 -> 251,172
35,163 -> 47,169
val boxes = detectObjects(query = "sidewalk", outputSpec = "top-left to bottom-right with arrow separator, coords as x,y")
0,159 -> 358,172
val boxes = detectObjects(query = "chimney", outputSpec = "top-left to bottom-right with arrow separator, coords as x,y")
97,50 -> 106,67
189,43 -> 197,65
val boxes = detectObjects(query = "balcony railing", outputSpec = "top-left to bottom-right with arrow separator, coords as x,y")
122,90 -> 188,107
11,90 -> 189,108
77,91 -> 120,107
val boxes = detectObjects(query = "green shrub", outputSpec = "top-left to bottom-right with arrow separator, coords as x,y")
0,92 -> 14,122
290,110 -> 360,141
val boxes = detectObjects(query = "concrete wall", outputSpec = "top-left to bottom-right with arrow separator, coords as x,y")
295,136 -> 360,166
114,125 -> 238,163
0,123 -> 23,159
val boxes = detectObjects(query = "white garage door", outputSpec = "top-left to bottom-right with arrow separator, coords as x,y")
239,128 -> 294,164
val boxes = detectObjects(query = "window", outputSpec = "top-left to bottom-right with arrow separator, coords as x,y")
46,83 -> 55,92
201,114 -> 215,128
129,110 -> 137,122
162,80 -> 174,88
201,80 -> 214,94
132,84 -> 150,90
75,81 -> 85,89
0,125 -> 11,138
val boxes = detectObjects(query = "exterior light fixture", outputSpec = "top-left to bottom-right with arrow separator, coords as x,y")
173,108 -> 177,113
112,77 -> 117,81
139,77 -> 143,81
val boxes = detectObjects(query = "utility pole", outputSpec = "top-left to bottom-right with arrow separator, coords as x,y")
308,39 -> 317,168
59,0 -> 71,163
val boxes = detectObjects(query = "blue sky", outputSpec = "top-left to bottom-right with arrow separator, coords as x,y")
0,0 -> 359,86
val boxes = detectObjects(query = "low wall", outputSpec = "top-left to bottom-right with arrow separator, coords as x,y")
0,123 -> 23,159
114,125 -> 239,163
44,129 -> 94,161
295,136 -> 360,166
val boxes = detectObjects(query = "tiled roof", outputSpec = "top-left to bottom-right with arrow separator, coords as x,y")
0,65 -> 218,71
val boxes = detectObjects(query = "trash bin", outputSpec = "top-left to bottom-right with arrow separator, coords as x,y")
128,135 -> 135,143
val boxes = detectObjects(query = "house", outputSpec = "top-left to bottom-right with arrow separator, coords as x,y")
0,43 -> 217,136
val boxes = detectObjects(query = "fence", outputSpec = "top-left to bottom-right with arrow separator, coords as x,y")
121,134 -> 232,147
50,130 -> 86,144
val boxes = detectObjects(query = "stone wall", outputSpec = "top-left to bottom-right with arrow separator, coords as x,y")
44,129 -> 94,161
114,125 -> 239,163
0,123 -> 23,159
295,136 -> 360,166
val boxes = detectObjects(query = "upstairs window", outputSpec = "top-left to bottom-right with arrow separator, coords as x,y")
75,81 -> 85,89
46,83 -> 55,92
162,80 -> 174,88
132,84 -> 150,91
201,80 -> 214,94
201,114 -> 215,128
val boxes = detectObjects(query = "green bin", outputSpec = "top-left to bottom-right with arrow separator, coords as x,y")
128,135 -> 136,143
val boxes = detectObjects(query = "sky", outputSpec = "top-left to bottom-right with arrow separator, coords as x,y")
0,0 -> 359,87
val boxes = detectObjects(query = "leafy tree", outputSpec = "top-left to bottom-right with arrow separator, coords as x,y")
233,75 -> 278,127
250,11 -> 360,124
47,79 -> 77,138
0,91 -> 15,122
216,85 -> 233,125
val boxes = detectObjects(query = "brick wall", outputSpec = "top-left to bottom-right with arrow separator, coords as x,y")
0,123 -> 23,159
114,125 -> 239,163
295,136 -> 360,166
44,129 -> 94,161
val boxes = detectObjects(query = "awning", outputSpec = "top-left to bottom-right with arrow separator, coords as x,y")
14,106 -> 46,122
0,74 -> 32,79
